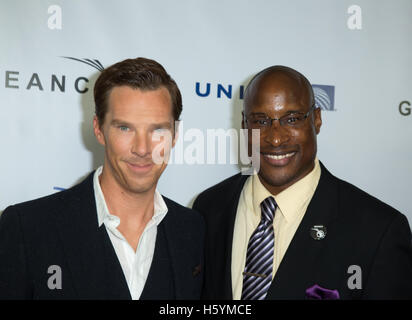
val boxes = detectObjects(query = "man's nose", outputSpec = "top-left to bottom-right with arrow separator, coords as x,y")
131,130 -> 151,157
264,120 -> 290,147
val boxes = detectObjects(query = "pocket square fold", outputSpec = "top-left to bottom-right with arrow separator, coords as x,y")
305,284 -> 340,300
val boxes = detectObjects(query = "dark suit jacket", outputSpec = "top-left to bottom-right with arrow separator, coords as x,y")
193,162 -> 412,299
0,172 -> 204,300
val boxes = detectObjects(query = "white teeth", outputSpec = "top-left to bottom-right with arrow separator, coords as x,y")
265,152 -> 295,160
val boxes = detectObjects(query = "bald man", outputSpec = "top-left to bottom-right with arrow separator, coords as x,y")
193,65 -> 412,300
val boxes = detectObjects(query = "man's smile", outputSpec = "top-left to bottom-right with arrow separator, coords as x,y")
262,151 -> 297,166
125,161 -> 154,173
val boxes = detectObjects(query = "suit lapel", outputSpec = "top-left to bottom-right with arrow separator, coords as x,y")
140,222 -> 175,299
160,206 -> 193,299
54,173 -> 131,300
218,174 -> 249,299
266,163 -> 340,299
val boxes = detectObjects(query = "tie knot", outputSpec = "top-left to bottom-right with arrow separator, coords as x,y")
260,196 -> 277,222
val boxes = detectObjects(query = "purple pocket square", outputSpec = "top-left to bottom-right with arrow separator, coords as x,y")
305,284 -> 340,300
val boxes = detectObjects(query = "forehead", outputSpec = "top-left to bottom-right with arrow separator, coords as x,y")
107,86 -> 173,121
245,73 -> 311,114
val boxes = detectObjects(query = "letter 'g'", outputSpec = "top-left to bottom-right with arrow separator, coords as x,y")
47,265 -> 62,290
399,101 -> 411,116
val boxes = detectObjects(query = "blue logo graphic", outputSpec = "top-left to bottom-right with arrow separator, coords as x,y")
312,84 -> 335,111
195,82 -> 335,110
195,82 -> 245,100
53,186 -> 66,191
61,57 -> 104,71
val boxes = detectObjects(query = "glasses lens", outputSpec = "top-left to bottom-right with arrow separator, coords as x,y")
248,116 -> 270,128
280,114 -> 305,127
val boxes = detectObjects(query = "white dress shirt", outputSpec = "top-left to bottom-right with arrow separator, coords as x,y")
93,166 -> 168,300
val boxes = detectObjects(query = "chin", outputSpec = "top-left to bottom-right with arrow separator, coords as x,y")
264,175 -> 294,189
126,183 -> 156,194
122,176 -> 157,194
259,167 -> 296,187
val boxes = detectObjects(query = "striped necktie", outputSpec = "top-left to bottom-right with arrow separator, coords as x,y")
241,196 -> 276,300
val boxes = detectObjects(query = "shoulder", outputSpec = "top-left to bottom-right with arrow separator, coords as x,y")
1,173 -> 93,223
161,196 -> 205,245
340,177 -> 408,230
338,178 -> 398,212
162,196 -> 204,228
194,173 -> 247,205
322,164 -> 406,227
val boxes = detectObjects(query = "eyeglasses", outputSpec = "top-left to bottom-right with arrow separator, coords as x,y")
244,105 -> 316,130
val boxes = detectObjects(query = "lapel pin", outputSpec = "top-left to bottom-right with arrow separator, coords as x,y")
310,225 -> 327,240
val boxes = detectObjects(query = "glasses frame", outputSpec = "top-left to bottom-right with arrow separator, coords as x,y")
244,104 -> 317,130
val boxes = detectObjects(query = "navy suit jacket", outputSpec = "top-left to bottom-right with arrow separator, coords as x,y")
0,172 -> 204,299
193,162 -> 412,299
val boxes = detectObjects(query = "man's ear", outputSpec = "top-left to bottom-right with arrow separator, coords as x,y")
241,111 -> 246,129
314,107 -> 322,135
93,116 -> 106,146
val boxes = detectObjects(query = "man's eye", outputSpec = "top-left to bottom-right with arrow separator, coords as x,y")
286,116 -> 301,124
254,119 -> 268,126
118,126 -> 129,131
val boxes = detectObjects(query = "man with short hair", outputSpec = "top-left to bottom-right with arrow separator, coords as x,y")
0,57 -> 204,299
193,65 -> 412,300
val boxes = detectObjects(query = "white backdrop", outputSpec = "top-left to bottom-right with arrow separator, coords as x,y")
1,0 -> 411,224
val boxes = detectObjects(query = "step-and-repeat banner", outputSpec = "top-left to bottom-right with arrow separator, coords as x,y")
1,1 -> 411,223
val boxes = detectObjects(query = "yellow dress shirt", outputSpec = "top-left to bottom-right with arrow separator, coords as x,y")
231,157 -> 321,299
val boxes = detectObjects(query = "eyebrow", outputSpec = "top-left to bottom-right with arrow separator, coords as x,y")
150,122 -> 173,130
111,119 -> 132,127
250,110 -> 304,117
110,119 -> 173,129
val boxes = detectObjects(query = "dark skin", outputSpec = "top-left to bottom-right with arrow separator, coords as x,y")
242,66 -> 322,195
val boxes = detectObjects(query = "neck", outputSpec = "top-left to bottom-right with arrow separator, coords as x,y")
99,166 -> 156,225
259,161 -> 316,196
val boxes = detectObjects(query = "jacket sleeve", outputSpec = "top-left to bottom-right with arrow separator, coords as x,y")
363,214 -> 412,299
0,206 -> 31,299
